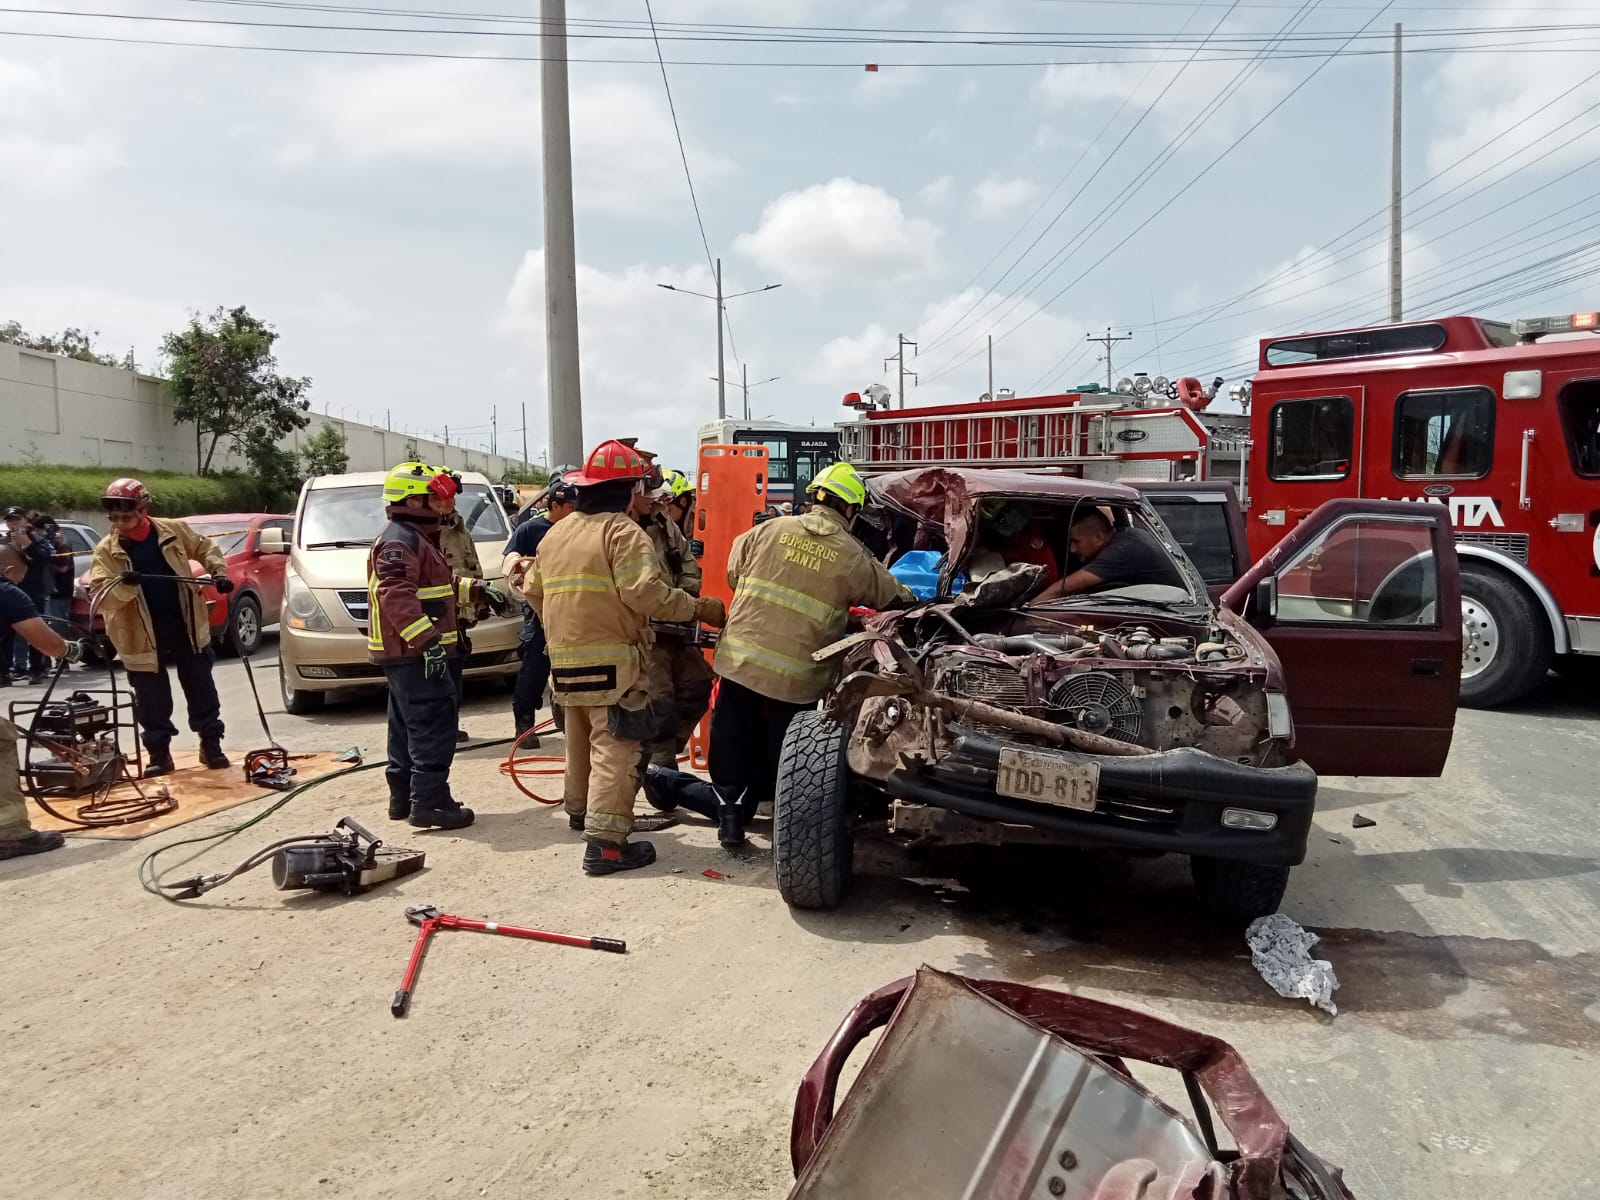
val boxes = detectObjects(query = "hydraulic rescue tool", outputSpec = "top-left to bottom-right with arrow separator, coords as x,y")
157,817 -> 426,899
391,905 -> 627,1018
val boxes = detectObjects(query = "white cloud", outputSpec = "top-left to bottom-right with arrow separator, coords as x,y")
733,177 -> 941,288
272,64 -> 732,216
1034,58 -> 1286,145
917,175 -> 953,207
0,60 -> 124,191
971,175 -> 1038,220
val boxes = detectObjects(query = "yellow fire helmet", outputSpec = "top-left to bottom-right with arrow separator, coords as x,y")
806,461 -> 868,508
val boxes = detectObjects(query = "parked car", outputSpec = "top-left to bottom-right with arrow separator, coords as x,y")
773,467 -> 1462,920
273,470 -> 520,714
71,513 -> 293,656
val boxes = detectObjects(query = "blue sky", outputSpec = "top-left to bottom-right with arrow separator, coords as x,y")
4,0 -> 1599,470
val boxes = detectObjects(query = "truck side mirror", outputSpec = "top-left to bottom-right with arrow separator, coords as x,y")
258,527 -> 288,555
1251,577 -> 1277,627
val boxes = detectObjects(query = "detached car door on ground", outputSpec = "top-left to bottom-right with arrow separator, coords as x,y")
1222,499 -> 1461,778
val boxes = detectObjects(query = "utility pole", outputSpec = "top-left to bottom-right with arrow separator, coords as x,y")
1388,22 -> 1404,323
885,334 -> 918,409
542,0 -> 584,466
491,406 -> 498,457
658,265 -> 781,422
521,400 -> 529,466
987,334 -> 994,401
1085,327 -> 1133,391
710,363 -> 780,420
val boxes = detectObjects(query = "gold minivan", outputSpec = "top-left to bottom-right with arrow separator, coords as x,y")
268,470 -> 519,714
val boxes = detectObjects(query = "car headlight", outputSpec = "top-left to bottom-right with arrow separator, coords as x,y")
285,574 -> 333,633
1265,691 -> 1294,740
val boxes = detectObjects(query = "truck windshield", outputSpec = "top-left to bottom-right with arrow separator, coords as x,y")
299,484 -> 509,547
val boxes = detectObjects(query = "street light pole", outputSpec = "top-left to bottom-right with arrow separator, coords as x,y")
710,365 -> 780,421
659,270 -> 781,422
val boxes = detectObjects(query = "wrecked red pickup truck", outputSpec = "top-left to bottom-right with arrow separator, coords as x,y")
772,467 -> 1462,919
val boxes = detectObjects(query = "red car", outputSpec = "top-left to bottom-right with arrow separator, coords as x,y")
73,513 -> 294,656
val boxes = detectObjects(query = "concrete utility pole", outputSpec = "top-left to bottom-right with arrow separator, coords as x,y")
521,401 -> 529,466
1085,327 -> 1134,391
491,405 -> 498,457
710,363 -> 780,421
542,0 -> 584,466
885,334 -> 918,408
987,334 -> 994,401
1388,22 -> 1404,323
658,262 -> 781,422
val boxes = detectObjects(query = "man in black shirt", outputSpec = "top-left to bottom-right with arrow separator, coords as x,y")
0,558 -> 83,859
501,475 -> 578,741
1034,509 -> 1188,601
4,508 -> 53,682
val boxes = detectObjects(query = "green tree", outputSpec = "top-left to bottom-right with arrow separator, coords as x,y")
1,320 -> 136,369
163,306 -> 311,475
500,465 -> 548,485
242,429 -> 303,508
302,423 -> 350,476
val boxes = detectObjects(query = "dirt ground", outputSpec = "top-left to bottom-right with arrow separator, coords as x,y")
4,667 -> 1599,1199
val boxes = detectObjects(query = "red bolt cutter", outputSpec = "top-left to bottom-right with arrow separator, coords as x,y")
391,904 -> 626,1018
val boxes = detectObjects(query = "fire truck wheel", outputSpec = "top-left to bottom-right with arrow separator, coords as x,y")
773,709 -> 854,910
1459,563 -> 1551,709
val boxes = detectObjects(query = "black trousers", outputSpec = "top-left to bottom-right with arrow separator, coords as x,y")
708,678 -> 811,816
126,624 -> 224,750
385,655 -> 464,811
513,610 -> 550,731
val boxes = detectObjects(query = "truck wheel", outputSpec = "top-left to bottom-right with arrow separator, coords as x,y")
1459,563 -> 1551,708
279,661 -> 325,716
225,593 -> 263,657
1190,857 -> 1290,921
773,708 -> 853,910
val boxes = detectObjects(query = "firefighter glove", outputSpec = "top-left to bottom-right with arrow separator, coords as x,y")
693,595 -> 727,629
688,539 -> 705,559
65,640 -> 87,665
120,570 -> 141,586
479,580 -> 512,616
422,640 -> 449,681
212,575 -> 235,595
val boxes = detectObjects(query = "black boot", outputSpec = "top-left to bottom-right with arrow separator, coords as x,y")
582,836 -> 656,876
388,794 -> 412,821
200,737 -> 230,770
568,812 -> 585,832
717,787 -> 750,849
143,746 -> 175,777
0,829 -> 66,860
641,765 -> 721,819
410,803 -> 475,831
514,708 -> 540,749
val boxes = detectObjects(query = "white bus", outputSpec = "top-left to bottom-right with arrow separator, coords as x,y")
696,419 -> 841,506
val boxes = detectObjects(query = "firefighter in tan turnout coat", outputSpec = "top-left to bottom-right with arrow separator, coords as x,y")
519,439 -> 726,876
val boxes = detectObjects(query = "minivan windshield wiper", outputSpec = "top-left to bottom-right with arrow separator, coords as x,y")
302,539 -> 370,549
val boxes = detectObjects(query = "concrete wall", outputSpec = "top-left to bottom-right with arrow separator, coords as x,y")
0,343 -> 528,479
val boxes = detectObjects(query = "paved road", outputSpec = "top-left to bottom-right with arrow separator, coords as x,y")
4,638 -> 1597,1197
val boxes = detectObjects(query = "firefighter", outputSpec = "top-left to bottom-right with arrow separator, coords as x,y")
87,479 -> 234,775
435,472 -> 487,743
369,462 -> 507,830
643,462 -> 913,847
501,473 -> 579,742
632,473 -> 714,771
663,469 -> 695,538
0,547 -> 85,859
518,439 -> 726,876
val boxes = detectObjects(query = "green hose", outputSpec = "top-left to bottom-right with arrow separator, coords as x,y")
136,737 -> 514,900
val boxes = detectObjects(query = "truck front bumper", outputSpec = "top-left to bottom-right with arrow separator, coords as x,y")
883,733 -> 1319,866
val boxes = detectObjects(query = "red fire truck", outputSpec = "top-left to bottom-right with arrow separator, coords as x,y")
1242,311 -> 1600,707
837,311 -> 1600,708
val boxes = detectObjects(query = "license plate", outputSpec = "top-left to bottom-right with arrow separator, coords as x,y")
995,748 -> 1100,812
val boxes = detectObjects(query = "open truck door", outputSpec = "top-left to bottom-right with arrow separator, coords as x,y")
1222,498 -> 1461,778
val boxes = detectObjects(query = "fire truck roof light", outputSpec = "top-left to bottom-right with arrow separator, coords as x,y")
1511,311 -> 1600,338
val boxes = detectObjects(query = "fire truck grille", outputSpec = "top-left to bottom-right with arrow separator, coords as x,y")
1454,532 -> 1529,565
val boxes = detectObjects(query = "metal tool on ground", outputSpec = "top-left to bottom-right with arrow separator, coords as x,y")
155,816 -> 426,900
244,747 -> 297,790
391,904 -> 627,1018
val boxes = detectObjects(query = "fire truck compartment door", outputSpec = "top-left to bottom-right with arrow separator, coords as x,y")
1224,498 -> 1461,778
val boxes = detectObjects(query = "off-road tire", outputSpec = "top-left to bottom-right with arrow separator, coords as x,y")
279,661 -> 326,716
1459,563 -> 1551,709
1190,857 -> 1291,921
224,593 -> 263,657
773,708 -> 853,910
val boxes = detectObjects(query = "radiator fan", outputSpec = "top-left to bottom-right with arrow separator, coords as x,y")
1046,671 -> 1142,743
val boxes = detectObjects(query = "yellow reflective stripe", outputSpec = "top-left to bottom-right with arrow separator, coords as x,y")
416,584 -> 453,600
400,616 -> 434,643
614,553 -> 658,586
457,578 -> 475,605
717,634 -> 828,681
548,642 -> 634,665
439,630 -> 458,646
545,572 -> 613,596
737,576 -> 843,626
585,813 -> 633,836
368,580 -> 385,650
